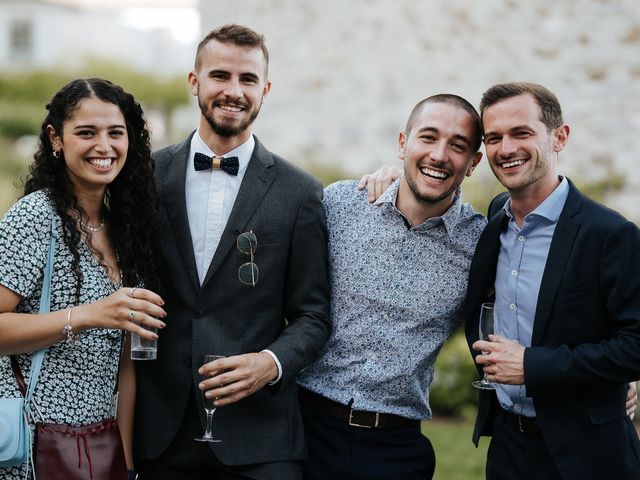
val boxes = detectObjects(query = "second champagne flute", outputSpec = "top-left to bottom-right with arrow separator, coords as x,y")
194,354 -> 225,443
472,302 -> 497,390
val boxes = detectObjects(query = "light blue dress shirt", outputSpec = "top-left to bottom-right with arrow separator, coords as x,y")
494,177 -> 569,418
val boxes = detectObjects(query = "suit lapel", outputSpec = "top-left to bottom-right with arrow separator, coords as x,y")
465,209 -> 506,352
201,137 -> 276,287
157,134 -> 200,292
531,182 -> 583,345
475,210 -> 508,303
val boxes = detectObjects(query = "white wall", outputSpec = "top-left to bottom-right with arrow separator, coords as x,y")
0,1 -> 194,75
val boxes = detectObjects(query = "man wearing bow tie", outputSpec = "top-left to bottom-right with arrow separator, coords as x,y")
134,24 -> 330,480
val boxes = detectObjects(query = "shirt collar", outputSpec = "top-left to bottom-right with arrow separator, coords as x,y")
373,177 -> 402,207
503,176 -> 569,223
374,178 -> 466,239
191,129 -> 255,175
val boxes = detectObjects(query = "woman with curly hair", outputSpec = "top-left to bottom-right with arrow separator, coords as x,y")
0,78 -> 166,479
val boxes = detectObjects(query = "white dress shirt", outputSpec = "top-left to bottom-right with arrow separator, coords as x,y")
186,130 -> 254,285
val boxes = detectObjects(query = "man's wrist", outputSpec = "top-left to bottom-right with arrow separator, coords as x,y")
260,349 -> 282,385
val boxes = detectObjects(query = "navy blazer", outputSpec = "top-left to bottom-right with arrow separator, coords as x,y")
463,179 -> 640,478
134,134 -> 330,465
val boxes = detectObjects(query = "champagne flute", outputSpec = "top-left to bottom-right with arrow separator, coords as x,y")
194,354 -> 225,443
472,303 -> 497,390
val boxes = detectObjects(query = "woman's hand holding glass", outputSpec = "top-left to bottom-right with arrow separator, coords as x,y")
71,287 -> 166,340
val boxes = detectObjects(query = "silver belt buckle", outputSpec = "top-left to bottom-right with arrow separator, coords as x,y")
348,407 -> 379,428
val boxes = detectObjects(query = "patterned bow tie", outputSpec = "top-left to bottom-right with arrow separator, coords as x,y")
194,152 -> 239,176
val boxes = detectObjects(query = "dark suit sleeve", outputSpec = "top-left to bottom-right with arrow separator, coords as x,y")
264,179 -> 330,387
525,220 -> 640,394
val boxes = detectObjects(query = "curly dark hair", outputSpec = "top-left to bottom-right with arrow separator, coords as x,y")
23,78 -> 159,301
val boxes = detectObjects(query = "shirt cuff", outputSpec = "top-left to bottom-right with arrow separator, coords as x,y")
261,349 -> 282,385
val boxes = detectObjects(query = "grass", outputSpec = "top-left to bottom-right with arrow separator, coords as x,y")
424,416 -> 640,480
423,417 -> 489,480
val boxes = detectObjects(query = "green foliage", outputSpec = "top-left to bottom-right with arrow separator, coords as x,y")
0,64 -> 189,112
430,329 -> 479,418
80,58 -> 189,111
0,101 -> 45,138
461,174 -> 505,216
0,137 -> 29,216
0,71 -> 74,104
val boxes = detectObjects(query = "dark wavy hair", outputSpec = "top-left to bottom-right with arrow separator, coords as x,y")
23,78 -> 159,300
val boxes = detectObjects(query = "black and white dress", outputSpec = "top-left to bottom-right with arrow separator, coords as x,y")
0,190 -> 123,479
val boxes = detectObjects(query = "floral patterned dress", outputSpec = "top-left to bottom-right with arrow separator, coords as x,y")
0,191 -> 123,479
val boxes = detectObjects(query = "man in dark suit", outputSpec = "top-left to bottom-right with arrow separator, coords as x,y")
133,24 -> 330,480
465,82 -> 640,479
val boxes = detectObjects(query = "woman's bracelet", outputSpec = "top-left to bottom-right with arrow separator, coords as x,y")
63,307 -> 76,345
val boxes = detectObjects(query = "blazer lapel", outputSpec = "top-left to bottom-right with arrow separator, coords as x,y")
476,209 -> 508,302
531,182 -> 583,345
464,209 -> 506,352
201,137 -> 276,287
157,134 -> 200,292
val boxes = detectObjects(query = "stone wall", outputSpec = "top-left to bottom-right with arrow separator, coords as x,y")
200,0 -> 640,219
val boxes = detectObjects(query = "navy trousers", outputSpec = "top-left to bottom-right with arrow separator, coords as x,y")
485,409 -> 561,480
300,404 -> 435,480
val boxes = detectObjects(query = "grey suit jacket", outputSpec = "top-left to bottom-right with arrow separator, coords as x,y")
134,133 -> 331,465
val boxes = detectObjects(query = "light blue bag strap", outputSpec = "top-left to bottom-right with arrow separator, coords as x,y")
24,227 -> 56,407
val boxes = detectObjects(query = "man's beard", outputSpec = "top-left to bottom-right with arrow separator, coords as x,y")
199,98 -> 262,138
404,163 -> 458,205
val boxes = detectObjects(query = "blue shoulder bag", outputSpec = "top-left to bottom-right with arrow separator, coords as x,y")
0,232 -> 55,467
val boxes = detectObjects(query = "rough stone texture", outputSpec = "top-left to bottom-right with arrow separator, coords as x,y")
200,0 -> 640,219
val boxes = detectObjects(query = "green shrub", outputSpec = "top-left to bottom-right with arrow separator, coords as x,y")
430,328 -> 479,418
0,135 -> 29,214
0,101 -> 43,139
0,118 -> 39,138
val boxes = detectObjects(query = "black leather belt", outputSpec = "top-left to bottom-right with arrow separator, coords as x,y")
298,388 -> 419,429
501,409 -> 541,435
